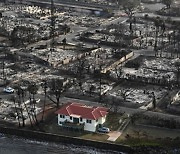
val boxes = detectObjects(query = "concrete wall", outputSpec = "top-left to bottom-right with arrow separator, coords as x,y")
101,51 -> 134,73
0,125 -> 134,153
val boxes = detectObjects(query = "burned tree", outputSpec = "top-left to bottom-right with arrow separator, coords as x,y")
15,85 -> 33,127
175,61 -> 180,85
15,86 -> 25,127
114,65 -> 123,81
89,85 -> 96,97
75,59 -> 86,94
162,0 -> 174,9
120,89 -> 129,101
0,59 -> 5,81
48,78 -> 70,108
41,80 -> 48,122
10,95 -> 21,127
154,17 -> 162,56
10,26 -> 36,47
27,82 -> 39,125
152,92 -> 156,109
94,65 -> 103,103
118,0 -> 140,46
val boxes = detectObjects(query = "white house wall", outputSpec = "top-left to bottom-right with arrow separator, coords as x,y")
58,115 -> 70,125
84,119 -> 97,132
78,118 -> 97,132
98,116 -> 106,124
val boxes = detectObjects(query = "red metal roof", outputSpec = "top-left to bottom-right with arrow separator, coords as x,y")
55,102 -> 108,120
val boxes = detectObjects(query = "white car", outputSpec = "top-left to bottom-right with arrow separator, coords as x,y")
98,127 -> 110,133
3,87 -> 14,93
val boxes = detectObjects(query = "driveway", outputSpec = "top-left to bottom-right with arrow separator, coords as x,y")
107,131 -> 121,142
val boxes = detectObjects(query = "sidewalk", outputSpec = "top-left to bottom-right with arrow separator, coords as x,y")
107,118 -> 131,142
107,131 -> 121,142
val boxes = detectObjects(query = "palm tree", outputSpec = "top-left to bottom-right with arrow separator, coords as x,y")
162,0 -> 174,9
177,30 -> 180,58
11,95 -> 21,127
20,86 -> 33,127
41,80 -> 48,122
27,83 -> 39,125
94,65 -> 103,103
16,86 -> 25,127
2,59 -> 5,81
175,62 -> 180,85
76,59 -> 86,94
144,14 -> 149,48
154,17 -> 161,57
114,65 -> 122,81
160,20 -> 166,57
89,85 -> 96,97
118,0 -> 140,46
152,92 -> 156,109
62,37 -> 66,50
48,78 -> 67,108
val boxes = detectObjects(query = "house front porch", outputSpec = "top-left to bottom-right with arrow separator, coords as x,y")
61,120 -> 85,131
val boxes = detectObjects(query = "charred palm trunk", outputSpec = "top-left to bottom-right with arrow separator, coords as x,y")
160,32 -> 164,57
29,92 -> 36,125
22,92 -> 33,127
99,66 -> 102,103
56,95 -> 60,109
41,82 -> 47,122
145,24 -> 148,48
33,94 -> 38,125
2,59 -> 5,81
13,98 -> 21,127
154,27 -> 159,57
178,39 -> 180,58
18,93 -> 25,127
129,16 -> 133,47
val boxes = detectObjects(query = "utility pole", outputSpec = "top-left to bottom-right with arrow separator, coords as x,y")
99,65 -> 102,103
2,59 -> 5,81
50,0 -> 55,65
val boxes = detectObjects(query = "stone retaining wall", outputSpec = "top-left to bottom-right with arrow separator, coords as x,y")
0,125 -> 134,153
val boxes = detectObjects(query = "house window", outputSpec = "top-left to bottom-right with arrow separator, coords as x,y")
70,116 -> 72,120
86,119 -> 92,124
80,117 -> 82,122
60,114 -> 65,118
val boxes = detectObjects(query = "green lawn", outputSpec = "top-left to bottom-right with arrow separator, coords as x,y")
118,138 -> 162,146
81,133 -> 109,142
104,112 -> 123,131
115,124 -> 180,147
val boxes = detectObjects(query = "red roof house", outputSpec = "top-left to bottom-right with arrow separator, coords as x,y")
55,102 -> 109,132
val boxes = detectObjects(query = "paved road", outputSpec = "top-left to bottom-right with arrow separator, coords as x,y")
26,15 -> 128,49
135,12 -> 180,21
59,96 -> 180,122
28,0 -> 118,10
